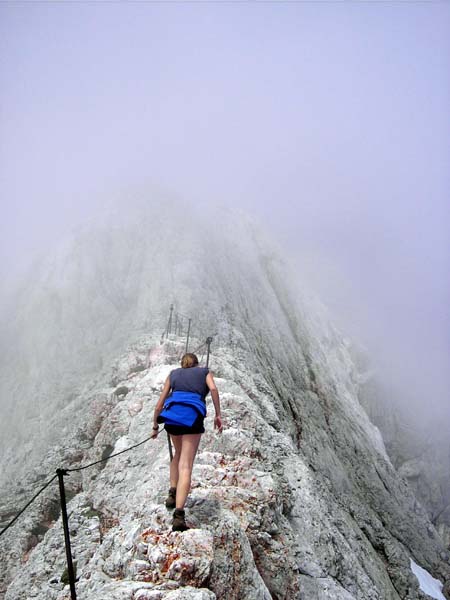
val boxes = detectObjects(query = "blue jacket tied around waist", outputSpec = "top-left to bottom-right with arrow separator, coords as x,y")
157,391 -> 206,427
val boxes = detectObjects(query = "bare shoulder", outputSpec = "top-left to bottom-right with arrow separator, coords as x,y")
206,371 -> 217,390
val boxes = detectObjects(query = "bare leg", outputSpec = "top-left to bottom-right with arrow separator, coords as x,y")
176,433 -> 202,510
169,435 -> 183,489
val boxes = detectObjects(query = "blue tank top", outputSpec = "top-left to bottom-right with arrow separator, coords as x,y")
169,366 -> 210,402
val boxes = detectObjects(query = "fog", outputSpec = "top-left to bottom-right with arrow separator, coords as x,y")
1,2 -> 449,432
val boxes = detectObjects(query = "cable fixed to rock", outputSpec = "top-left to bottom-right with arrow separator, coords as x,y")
0,430 -> 167,538
0,473 -> 58,538
65,434 -> 156,473
1,310 -> 215,599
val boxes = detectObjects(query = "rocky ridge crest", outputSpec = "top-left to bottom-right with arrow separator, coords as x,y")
1,334 -> 449,599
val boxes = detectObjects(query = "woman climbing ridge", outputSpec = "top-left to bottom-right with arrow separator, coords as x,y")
151,353 -> 223,531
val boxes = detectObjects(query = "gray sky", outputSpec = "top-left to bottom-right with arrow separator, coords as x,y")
1,2 -> 449,427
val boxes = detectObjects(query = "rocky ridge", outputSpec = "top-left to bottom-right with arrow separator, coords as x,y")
1,332 -> 449,599
0,202 -> 449,599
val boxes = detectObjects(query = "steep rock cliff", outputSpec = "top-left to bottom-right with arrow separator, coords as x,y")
0,200 -> 449,599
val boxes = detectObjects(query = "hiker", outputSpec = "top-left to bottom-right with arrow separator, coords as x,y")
151,352 -> 223,531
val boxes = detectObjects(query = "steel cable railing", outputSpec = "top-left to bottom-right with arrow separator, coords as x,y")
0,304 -> 215,599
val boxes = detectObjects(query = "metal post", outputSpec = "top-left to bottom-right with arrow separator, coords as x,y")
56,469 -> 77,600
166,431 -> 173,462
205,337 -> 213,368
166,304 -> 174,338
185,318 -> 191,353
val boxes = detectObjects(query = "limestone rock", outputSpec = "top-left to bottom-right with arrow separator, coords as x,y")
1,207 -> 449,598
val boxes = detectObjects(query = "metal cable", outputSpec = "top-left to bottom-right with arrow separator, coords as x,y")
0,473 -> 58,538
0,307 -> 211,538
0,430 -> 166,536
66,432 -> 162,472
192,340 -> 207,354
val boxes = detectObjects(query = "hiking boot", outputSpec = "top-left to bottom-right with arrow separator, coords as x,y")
172,508 -> 188,532
165,487 -> 177,509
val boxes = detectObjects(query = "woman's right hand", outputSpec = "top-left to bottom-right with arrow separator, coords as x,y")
214,415 -> 223,433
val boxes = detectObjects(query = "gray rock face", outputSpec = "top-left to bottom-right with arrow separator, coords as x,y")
356,365 -> 450,554
0,203 -> 449,599
1,334 -> 449,599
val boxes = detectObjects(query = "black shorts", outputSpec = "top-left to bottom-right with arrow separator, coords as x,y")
164,412 -> 205,436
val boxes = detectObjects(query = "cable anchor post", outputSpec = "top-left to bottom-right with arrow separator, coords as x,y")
56,468 -> 77,600
166,431 -> 173,462
166,304 -> 174,338
185,318 -> 192,353
205,336 -> 213,368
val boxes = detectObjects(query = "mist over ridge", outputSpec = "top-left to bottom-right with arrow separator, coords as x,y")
1,190 -> 450,600
1,1 -> 448,471
1,187 -> 447,467
0,192 -> 339,458
1,3 -> 449,594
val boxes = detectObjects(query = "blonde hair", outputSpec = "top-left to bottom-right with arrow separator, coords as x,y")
181,353 -> 199,368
